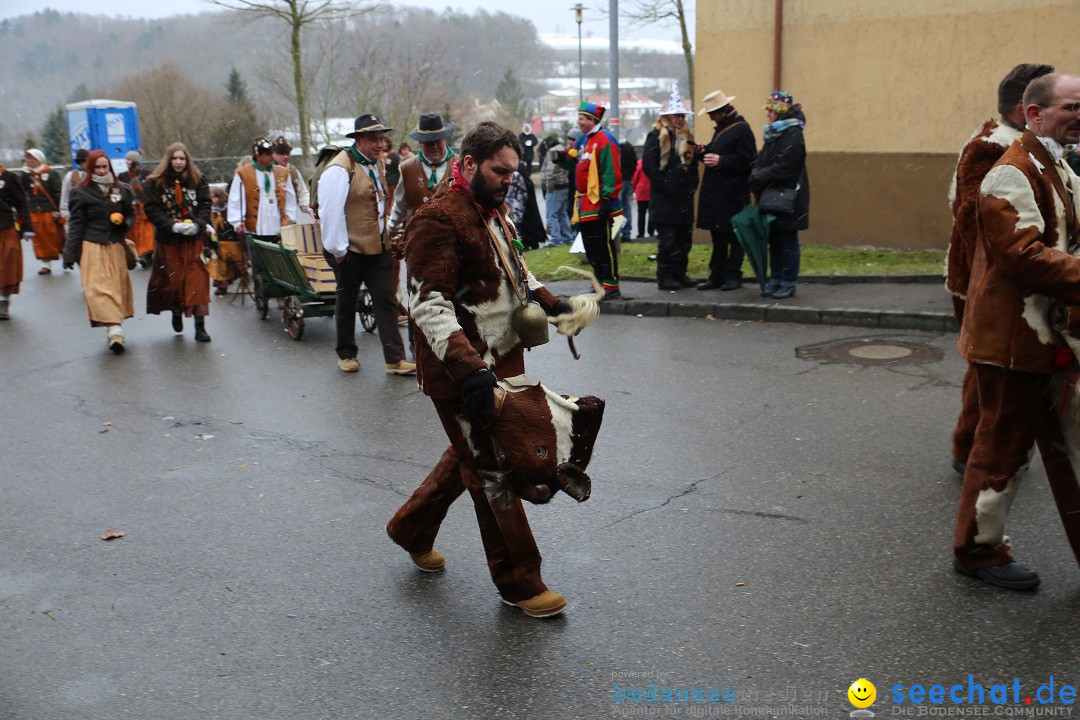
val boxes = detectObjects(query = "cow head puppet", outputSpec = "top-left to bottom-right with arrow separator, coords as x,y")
460,378 -> 605,506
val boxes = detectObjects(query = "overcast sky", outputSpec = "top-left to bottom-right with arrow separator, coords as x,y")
0,0 -> 693,46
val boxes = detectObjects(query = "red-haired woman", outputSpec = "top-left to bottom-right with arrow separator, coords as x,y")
62,151 -> 136,354
19,148 -> 65,275
143,142 -> 212,342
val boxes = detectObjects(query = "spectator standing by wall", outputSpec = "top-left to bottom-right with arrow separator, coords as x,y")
643,85 -> 699,291
695,89 -> 757,291
749,90 -> 810,300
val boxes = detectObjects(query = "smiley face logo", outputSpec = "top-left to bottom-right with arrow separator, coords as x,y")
848,679 -> 876,709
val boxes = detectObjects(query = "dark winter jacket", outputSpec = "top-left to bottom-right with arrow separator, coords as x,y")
143,174 -> 212,245
696,112 -> 756,233
19,168 -> 63,215
748,107 -> 810,232
63,182 -> 135,265
0,170 -> 32,233
619,141 -> 637,184
642,121 -> 699,227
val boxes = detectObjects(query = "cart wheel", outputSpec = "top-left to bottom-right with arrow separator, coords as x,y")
254,275 -> 269,320
359,289 -> 377,334
284,296 -> 304,341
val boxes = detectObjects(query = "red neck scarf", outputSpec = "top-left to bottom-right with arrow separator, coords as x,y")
450,160 -> 497,218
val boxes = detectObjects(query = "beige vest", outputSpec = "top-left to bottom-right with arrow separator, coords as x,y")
237,164 -> 290,230
327,150 -> 388,255
400,155 -> 450,214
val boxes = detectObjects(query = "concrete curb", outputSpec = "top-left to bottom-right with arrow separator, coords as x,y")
601,298 -> 959,333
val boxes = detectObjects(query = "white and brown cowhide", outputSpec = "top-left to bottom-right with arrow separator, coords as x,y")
456,375 -> 605,506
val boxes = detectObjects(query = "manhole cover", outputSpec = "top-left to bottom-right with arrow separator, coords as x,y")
796,334 -> 944,366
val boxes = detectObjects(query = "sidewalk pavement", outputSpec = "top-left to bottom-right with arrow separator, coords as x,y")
544,275 -> 959,333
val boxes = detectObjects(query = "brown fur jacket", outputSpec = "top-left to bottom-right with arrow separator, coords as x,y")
405,181 -> 561,400
959,131 -> 1080,373
946,119 -> 1020,299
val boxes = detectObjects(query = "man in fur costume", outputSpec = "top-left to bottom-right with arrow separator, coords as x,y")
572,101 -> 623,300
946,63 -> 1054,476
643,84 -> 700,291
953,73 -> 1080,591
386,121 -> 604,618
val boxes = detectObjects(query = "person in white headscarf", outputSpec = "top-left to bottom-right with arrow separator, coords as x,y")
19,148 -> 65,275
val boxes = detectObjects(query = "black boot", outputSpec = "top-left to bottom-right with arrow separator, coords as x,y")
194,318 -> 211,343
171,310 -> 183,333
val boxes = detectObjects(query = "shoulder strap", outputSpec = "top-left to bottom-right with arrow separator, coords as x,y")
30,172 -> 61,213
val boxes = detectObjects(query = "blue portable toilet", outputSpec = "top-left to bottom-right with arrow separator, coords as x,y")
65,100 -> 141,174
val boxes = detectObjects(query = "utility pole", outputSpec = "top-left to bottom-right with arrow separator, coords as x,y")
608,0 -> 619,140
574,4 -> 584,105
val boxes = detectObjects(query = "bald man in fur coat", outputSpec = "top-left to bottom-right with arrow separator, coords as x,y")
953,73 -> 1080,591
946,63 -> 1054,475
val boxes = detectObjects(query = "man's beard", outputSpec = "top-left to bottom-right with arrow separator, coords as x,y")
471,170 -> 505,209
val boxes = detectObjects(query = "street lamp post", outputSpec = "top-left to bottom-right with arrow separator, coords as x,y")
573,3 -> 584,105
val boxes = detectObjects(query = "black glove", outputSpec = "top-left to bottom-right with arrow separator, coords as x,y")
460,368 -> 497,420
548,299 -> 572,317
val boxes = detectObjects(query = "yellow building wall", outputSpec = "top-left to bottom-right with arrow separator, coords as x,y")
695,0 -> 1080,248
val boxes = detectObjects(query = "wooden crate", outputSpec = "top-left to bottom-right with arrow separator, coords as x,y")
281,223 -> 323,254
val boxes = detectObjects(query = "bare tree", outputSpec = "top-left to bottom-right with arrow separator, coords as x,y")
617,0 -> 694,105
202,0 -> 383,172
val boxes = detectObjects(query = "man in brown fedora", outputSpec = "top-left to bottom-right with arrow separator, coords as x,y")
318,113 -> 414,376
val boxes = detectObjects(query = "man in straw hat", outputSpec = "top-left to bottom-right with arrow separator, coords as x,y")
572,101 -> 623,300
318,113 -> 414,377
695,88 -> 756,292
643,83 -> 699,291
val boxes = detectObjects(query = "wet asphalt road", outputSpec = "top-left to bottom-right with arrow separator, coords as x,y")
2,251 -> 1078,720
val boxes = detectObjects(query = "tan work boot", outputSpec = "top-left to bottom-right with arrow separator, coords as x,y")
501,590 -> 567,618
385,359 -> 416,376
338,357 -> 360,373
408,550 -> 446,572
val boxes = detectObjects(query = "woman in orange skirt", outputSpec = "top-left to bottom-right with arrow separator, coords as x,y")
119,150 -> 155,267
63,151 -> 136,354
0,163 -> 32,320
19,149 -> 64,275
144,142 -> 212,342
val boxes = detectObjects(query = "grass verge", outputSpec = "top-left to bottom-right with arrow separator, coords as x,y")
523,242 -> 946,283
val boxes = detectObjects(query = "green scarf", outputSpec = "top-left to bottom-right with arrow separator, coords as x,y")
254,161 -> 272,193
418,147 -> 455,189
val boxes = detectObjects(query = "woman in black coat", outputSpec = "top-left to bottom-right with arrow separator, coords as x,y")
63,150 -> 136,354
748,90 -> 810,299
695,91 -> 757,291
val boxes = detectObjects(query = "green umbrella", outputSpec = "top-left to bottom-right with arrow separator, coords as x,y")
731,203 -> 774,294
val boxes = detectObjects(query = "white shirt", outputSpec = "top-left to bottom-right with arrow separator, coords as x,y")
318,156 -> 387,259
59,169 -> 84,219
387,155 -> 451,237
227,164 -> 297,236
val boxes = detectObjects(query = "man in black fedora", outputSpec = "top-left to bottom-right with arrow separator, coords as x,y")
387,113 -> 456,242
318,113 -> 414,376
